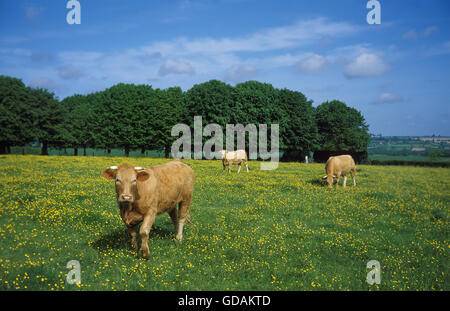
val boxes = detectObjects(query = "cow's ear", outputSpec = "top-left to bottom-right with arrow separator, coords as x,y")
102,167 -> 117,180
322,175 -> 328,180
136,170 -> 150,182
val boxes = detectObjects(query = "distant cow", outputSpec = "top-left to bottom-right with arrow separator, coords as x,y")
322,155 -> 356,188
102,160 -> 195,259
218,149 -> 249,173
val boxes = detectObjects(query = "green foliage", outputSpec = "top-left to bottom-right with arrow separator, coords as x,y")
184,80 -> 235,126
183,80 -> 319,158
86,83 -> 185,156
1,75 -> 371,158
86,90 -> 114,151
60,94 -> 91,153
234,80 -> 280,125
0,75 -> 65,155
0,76 -> 34,153
150,87 -> 185,156
27,88 -> 66,155
315,100 -> 370,153
428,149 -> 443,161
277,88 -> 318,159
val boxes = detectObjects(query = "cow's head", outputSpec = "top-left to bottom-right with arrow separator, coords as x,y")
322,174 -> 338,187
102,164 -> 150,204
218,150 -> 227,159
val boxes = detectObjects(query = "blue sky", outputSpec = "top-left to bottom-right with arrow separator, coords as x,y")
0,0 -> 449,135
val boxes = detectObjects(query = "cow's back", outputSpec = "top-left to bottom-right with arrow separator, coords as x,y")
153,160 -> 194,185
224,150 -> 248,163
153,160 -> 194,201
326,155 -> 355,175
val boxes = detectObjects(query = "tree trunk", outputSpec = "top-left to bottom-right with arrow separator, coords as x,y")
165,145 -> 170,158
141,147 -> 145,155
83,145 -> 87,156
41,141 -> 48,156
107,148 -> 111,155
74,148 -> 78,156
0,143 -> 9,154
124,146 -> 130,157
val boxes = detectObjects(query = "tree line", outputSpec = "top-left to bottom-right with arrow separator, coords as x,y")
0,75 -> 370,162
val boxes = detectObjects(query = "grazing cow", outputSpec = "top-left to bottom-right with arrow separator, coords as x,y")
218,149 -> 249,173
322,154 -> 356,188
102,160 -> 195,259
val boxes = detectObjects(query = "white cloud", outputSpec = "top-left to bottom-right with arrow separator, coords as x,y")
165,18 -> 359,55
344,53 -> 390,78
427,41 -> 450,57
0,48 -> 32,65
30,52 -> 55,63
403,30 -> 418,40
0,48 -> 31,57
1,18 -> 365,97
58,64 -> 83,80
0,36 -> 29,45
294,54 -> 327,74
224,65 -> 258,83
29,77 -> 57,90
422,26 -> 439,36
58,51 -> 104,66
24,5 -> 43,20
158,59 -> 195,76
372,93 -> 404,105
403,26 -> 439,40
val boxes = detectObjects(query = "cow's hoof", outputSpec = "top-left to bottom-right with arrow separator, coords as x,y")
141,250 -> 150,260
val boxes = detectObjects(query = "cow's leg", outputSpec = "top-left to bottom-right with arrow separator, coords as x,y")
228,164 -> 231,173
343,175 -> 347,188
140,211 -> 156,260
351,170 -> 356,187
335,173 -> 341,186
168,208 -> 178,234
127,225 -> 138,251
176,199 -> 191,241
245,161 -> 249,173
237,163 -> 242,174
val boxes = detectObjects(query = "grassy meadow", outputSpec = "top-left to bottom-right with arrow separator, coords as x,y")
0,155 -> 448,291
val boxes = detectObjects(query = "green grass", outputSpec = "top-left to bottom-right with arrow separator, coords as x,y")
0,155 -> 448,290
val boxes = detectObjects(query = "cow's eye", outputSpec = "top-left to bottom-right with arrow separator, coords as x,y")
131,179 -> 136,184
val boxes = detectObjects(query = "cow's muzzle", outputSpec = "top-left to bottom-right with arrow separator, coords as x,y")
118,194 -> 133,203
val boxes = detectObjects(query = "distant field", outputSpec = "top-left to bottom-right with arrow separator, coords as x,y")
369,154 -> 450,162
0,155 -> 448,290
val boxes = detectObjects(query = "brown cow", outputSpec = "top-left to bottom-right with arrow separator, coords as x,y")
218,149 -> 249,173
102,160 -> 195,259
322,155 -> 357,188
